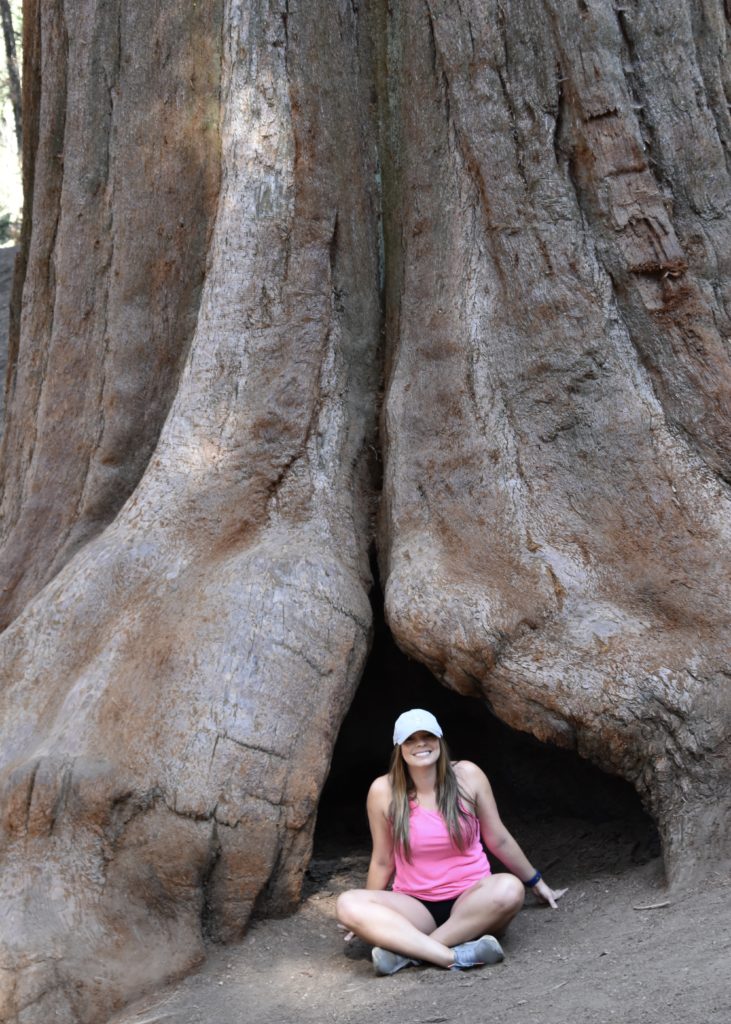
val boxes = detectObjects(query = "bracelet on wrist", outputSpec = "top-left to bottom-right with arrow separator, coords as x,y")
524,870 -> 542,888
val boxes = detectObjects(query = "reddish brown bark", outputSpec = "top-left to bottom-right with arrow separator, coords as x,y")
0,2 -> 729,1022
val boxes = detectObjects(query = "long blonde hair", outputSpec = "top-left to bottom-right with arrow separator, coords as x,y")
388,738 -> 475,861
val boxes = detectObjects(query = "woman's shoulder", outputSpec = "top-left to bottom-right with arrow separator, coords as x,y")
453,760 -> 488,788
367,773 -> 393,803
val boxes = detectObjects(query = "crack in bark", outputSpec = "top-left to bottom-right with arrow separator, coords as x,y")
21,758 -> 41,837
105,783 -> 286,838
453,0 -> 474,61
265,207 -> 340,513
48,760 -> 73,834
281,0 -> 289,77
448,125 -> 511,291
552,62 -> 567,167
421,14 -> 520,294
493,0 -> 529,194
423,2 -> 452,142
614,5 -> 668,195
692,3 -> 731,177
200,818 -> 222,939
14,0 -> 70,526
245,576 -> 370,629
69,2 -> 123,547
316,589 -> 370,629
212,733 -> 287,761
276,639 -> 333,677
250,833 -> 285,918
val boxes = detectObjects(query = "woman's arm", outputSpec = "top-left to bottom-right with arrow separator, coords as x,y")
365,775 -> 395,890
458,761 -> 567,909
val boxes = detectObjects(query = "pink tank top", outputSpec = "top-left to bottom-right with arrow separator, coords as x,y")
392,802 -> 491,900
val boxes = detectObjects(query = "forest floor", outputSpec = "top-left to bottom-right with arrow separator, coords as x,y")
108,815 -> 730,1024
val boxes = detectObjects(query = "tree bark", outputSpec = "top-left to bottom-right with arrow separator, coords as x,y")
0,0 -> 224,627
379,0 -> 731,882
0,2 -> 729,1022
0,2 -> 379,1021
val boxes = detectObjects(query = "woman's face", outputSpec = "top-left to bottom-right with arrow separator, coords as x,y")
400,730 -> 440,769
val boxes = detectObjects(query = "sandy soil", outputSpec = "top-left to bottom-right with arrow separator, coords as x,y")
108,816 -> 730,1024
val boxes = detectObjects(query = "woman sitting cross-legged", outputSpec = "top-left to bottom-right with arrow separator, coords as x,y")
336,708 -> 566,974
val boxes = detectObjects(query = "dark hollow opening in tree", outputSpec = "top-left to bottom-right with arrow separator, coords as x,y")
315,591 -> 661,880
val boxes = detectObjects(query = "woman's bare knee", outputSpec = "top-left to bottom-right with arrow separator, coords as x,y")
491,874 -> 525,916
467,874 -> 524,915
336,890 -> 366,929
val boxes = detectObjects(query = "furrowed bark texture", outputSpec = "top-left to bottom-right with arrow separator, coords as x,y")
380,0 -> 731,883
0,1 -> 379,1021
0,0 -> 224,627
0,2 -> 729,1023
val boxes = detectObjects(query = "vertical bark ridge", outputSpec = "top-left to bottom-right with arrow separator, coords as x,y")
549,0 -> 731,479
0,2 -> 379,1020
379,0 -> 731,881
0,0 -> 225,630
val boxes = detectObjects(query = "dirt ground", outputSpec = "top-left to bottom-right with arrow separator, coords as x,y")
108,815 -> 730,1024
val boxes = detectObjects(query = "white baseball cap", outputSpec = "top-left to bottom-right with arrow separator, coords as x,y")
393,708 -> 443,745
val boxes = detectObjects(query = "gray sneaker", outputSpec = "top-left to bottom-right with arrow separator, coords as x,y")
450,934 -> 504,970
371,946 -> 420,975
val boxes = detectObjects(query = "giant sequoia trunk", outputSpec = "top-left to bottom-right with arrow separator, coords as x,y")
0,1 -> 729,1022
379,0 -> 731,879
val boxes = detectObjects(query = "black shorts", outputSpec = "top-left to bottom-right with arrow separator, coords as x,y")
415,896 -> 458,928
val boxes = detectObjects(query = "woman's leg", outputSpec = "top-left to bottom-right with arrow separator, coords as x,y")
336,889 -> 455,967
430,873 -> 525,947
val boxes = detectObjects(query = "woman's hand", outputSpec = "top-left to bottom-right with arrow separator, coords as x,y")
532,878 -> 568,909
